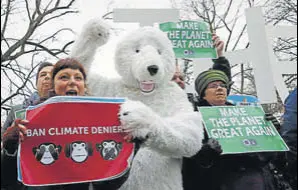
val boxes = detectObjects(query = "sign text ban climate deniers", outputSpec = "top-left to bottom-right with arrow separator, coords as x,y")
26,126 -> 123,137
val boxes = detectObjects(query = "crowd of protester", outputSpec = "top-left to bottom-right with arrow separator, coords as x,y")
1,34 -> 296,190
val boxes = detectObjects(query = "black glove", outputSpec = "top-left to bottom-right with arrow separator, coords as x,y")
195,138 -> 223,168
2,126 -> 19,155
264,113 -> 281,131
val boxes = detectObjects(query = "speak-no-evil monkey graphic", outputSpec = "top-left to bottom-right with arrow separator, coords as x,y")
65,141 -> 93,163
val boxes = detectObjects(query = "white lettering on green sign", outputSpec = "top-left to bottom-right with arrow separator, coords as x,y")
176,21 -> 206,30
199,106 -> 289,154
209,116 -> 266,128
219,107 -> 248,117
159,20 -> 217,58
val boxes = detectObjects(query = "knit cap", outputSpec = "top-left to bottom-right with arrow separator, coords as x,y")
195,69 -> 230,98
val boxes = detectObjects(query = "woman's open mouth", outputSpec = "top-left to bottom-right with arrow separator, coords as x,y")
66,90 -> 78,96
139,81 -> 156,93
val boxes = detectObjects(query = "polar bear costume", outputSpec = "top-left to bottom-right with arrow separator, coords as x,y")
70,18 -> 204,190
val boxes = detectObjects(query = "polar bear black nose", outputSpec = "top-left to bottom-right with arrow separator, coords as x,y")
147,65 -> 159,76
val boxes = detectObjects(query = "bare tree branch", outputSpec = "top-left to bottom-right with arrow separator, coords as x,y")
1,0 -> 77,63
1,0 -> 78,112
1,0 -> 11,35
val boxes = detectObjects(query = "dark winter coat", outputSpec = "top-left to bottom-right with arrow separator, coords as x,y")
2,103 -> 29,190
276,88 -> 297,190
281,88 -> 297,149
182,99 -> 277,190
1,93 -> 128,190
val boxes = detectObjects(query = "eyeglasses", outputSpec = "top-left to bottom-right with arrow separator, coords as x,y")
207,83 -> 227,89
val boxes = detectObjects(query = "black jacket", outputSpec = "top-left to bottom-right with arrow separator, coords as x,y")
182,99 -> 277,190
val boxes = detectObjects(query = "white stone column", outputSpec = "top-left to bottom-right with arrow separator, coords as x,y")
245,7 -> 277,103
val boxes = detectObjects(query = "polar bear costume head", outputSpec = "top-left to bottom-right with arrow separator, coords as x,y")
115,27 -> 176,94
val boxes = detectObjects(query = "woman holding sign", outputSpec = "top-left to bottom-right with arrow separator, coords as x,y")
1,58 -> 128,190
182,70 -> 278,190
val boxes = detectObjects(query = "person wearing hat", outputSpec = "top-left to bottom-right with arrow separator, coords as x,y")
194,69 -> 234,107
1,61 -> 54,190
182,69 -> 278,190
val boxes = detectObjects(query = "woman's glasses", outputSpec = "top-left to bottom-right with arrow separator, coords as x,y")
207,83 -> 227,89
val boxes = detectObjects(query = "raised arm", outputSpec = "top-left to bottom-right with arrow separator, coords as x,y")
70,18 -> 110,72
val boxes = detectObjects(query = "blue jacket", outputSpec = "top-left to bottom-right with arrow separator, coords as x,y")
281,88 -> 297,149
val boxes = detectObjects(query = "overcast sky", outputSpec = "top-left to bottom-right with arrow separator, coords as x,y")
68,0 -> 176,78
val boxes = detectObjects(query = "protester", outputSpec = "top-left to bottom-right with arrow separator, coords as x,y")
275,88 -> 297,190
281,88 -> 297,155
171,34 -> 231,190
2,62 -> 53,134
1,61 -> 54,190
2,58 -> 128,190
182,68 -> 280,190
48,59 -> 90,190
194,70 -> 232,106
174,34 -> 280,190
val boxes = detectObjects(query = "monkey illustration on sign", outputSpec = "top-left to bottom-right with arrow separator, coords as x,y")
32,143 -> 62,165
65,141 -> 93,163
96,140 -> 122,160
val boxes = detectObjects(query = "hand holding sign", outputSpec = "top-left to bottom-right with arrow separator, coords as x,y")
18,96 -> 134,186
196,138 -> 223,168
212,33 -> 224,57
2,119 -> 29,155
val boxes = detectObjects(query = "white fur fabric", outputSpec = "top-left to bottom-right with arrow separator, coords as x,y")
71,18 -> 204,190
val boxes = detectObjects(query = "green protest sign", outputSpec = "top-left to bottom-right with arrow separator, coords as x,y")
159,20 -> 217,59
199,106 -> 289,155
15,109 -> 26,120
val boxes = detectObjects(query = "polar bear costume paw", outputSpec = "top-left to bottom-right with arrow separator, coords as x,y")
119,100 -> 159,141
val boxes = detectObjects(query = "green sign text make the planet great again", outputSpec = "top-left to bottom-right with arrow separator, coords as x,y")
159,20 -> 217,59
199,106 -> 289,155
